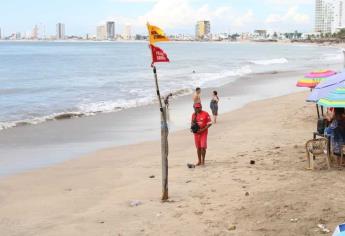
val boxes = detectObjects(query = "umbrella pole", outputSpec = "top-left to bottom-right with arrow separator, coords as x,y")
321,106 -> 324,117
316,104 -> 320,119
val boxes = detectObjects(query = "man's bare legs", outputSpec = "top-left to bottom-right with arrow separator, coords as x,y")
196,148 -> 202,166
201,148 -> 206,165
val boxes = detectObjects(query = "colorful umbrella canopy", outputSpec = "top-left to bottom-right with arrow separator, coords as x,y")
297,77 -> 327,88
332,223 -> 345,236
297,70 -> 337,89
307,71 -> 345,102
318,86 -> 345,108
305,70 -> 336,78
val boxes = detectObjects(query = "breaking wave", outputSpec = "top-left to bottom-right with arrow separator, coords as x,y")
250,58 -> 288,65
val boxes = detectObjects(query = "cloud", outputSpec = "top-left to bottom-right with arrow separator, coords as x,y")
109,0 -> 158,2
232,10 -> 254,27
264,0 -> 313,5
104,0 -> 311,34
265,6 -> 310,24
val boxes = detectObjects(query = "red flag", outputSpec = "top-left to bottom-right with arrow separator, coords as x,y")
150,44 -> 170,67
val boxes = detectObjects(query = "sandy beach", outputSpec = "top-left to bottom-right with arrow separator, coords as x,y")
1,91 -> 344,236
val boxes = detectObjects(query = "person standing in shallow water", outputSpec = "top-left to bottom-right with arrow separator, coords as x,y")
210,91 -> 219,123
193,87 -> 201,104
191,103 -> 212,166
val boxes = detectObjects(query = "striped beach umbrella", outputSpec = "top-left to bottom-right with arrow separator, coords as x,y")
296,77 -> 327,88
305,70 -> 336,78
318,86 -> 345,108
297,70 -> 337,88
307,71 -> 345,102
332,223 -> 345,236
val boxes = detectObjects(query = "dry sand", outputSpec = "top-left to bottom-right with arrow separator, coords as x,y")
1,91 -> 344,236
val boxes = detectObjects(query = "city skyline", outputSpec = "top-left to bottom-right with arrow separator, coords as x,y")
0,0 -> 313,37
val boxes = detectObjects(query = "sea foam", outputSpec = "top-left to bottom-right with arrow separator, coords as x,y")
250,58 -> 288,65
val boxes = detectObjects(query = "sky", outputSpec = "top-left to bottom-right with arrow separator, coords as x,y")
0,0 -> 314,36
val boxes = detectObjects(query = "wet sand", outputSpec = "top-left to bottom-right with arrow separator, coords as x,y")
1,91 -> 345,236
0,69 -> 311,176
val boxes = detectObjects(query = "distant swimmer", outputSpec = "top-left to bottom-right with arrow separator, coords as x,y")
193,87 -> 201,104
192,70 -> 196,74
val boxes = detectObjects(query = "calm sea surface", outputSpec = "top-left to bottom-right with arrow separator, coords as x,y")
0,41 -> 342,130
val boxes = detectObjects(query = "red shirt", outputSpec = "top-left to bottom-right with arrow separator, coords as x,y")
191,111 -> 212,134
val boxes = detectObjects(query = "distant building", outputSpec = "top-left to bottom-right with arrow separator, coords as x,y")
254,30 -> 267,38
96,25 -> 106,40
56,23 -> 65,40
32,25 -> 39,39
314,0 -> 345,34
15,32 -> 21,40
333,0 -> 345,32
122,24 -> 132,40
0,28 -> 2,39
195,20 -> 211,40
106,21 -> 115,40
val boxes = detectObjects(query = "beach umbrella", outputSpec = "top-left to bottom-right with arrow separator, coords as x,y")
332,223 -> 345,236
296,77 -> 327,88
297,70 -> 337,89
318,86 -> 345,108
307,71 -> 345,102
305,70 -> 336,78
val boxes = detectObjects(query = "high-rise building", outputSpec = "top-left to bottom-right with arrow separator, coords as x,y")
195,20 -> 211,40
32,25 -> 39,39
315,0 -> 345,34
333,0 -> 345,32
123,24 -> 132,40
0,28 -> 2,39
56,23 -> 65,40
15,32 -> 21,40
106,21 -> 115,40
96,25 -> 106,40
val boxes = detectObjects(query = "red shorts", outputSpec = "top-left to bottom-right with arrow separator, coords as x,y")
194,132 -> 208,149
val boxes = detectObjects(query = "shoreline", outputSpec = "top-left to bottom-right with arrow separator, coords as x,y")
2,91 -> 345,235
0,41 -> 343,177
0,69 -> 319,176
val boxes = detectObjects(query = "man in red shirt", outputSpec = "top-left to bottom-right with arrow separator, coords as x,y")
191,103 -> 212,166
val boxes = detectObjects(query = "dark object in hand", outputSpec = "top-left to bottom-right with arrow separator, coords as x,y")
191,122 -> 200,133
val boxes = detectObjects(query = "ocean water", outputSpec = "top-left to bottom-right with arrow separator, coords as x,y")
0,41 -> 342,130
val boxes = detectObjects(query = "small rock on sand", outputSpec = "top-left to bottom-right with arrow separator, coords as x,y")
228,225 -> 236,231
245,192 -> 250,196
149,175 -> 155,178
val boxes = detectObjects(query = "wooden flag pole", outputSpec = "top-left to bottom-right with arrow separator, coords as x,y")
153,66 -> 169,201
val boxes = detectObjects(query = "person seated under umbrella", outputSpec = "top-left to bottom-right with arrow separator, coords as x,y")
325,108 -> 345,165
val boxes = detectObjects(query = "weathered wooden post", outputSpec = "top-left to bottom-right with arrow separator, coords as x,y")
153,66 -> 169,201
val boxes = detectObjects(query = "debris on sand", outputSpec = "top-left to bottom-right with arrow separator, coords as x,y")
317,224 -> 330,233
187,163 -> 195,168
129,200 -> 142,207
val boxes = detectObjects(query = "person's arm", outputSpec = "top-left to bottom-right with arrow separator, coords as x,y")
197,123 -> 212,133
